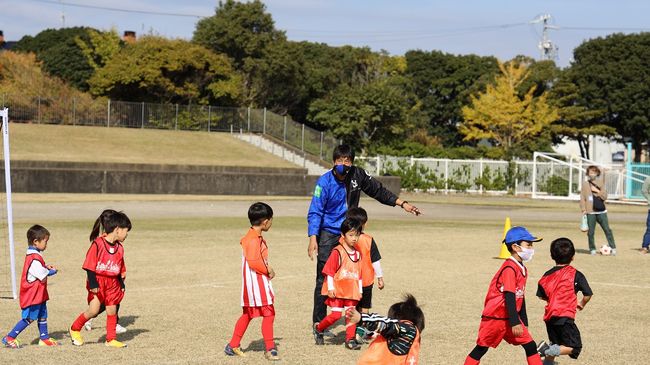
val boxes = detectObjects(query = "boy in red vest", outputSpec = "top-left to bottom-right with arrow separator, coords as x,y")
536,238 -> 592,364
224,202 -> 279,361
313,218 -> 364,350
2,225 -> 58,348
464,226 -> 544,365
346,207 -> 385,342
347,294 -> 424,365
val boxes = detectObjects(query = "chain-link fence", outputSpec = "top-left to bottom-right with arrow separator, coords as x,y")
0,94 -> 339,162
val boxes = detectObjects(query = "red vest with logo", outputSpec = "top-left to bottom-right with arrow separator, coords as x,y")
82,237 -> 125,277
481,258 -> 527,319
357,323 -> 420,365
321,245 -> 362,301
538,265 -> 578,321
20,253 -> 49,309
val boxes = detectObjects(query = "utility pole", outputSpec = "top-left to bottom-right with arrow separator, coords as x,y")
60,0 -> 66,28
531,14 -> 559,61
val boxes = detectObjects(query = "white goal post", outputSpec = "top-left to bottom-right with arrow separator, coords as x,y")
1,108 -> 17,300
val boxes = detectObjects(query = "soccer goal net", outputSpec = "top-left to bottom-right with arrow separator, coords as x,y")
0,107 -> 17,299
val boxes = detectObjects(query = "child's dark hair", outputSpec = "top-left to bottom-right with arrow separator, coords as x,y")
340,218 -> 362,235
346,207 -> 368,225
550,237 -> 575,265
89,210 -> 132,242
388,294 -> 425,332
333,144 -> 355,162
248,202 -> 273,226
27,225 -> 50,246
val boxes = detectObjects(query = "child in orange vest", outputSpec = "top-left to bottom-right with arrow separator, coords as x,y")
313,218 -> 364,350
346,207 -> 385,342
347,294 -> 424,365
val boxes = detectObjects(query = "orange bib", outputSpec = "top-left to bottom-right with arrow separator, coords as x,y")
321,245 -> 362,301
357,325 -> 420,365
355,234 -> 375,287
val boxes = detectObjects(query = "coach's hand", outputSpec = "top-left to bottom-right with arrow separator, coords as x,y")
308,235 -> 318,261
511,324 -> 523,337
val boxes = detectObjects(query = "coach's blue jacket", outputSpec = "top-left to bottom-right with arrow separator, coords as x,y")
307,166 -> 398,237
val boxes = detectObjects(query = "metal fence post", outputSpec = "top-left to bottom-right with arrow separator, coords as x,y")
319,132 -> 324,160
283,116 -> 287,143
174,104 -> 179,130
107,99 -> 111,128
141,102 -> 145,128
301,123 -> 305,151
376,156 -> 381,175
444,159 -> 449,194
263,108 -> 267,135
479,158 -> 483,194
207,105 -> 211,132
247,107 -> 251,132
72,97 -> 76,126
626,142 -> 633,198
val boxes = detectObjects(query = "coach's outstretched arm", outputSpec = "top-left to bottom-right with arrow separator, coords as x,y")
358,168 -> 422,216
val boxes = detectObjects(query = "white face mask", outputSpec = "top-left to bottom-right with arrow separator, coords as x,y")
518,247 -> 535,262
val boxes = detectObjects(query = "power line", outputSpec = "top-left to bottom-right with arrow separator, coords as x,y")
27,0 -> 205,18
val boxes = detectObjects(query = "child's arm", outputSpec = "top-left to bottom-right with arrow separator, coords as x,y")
536,283 -> 548,301
500,267 -> 523,335
322,249 -> 341,298
576,271 -> 593,310
347,309 -> 418,354
578,295 -> 592,310
28,260 -> 50,282
242,238 -> 271,276
370,239 -> 385,289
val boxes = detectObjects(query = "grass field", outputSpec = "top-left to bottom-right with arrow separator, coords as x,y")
0,194 -> 648,364
6,123 -> 293,168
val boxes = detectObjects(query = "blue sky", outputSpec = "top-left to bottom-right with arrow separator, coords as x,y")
2,0 -> 649,67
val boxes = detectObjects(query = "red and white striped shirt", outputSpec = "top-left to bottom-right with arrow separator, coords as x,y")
240,228 -> 274,307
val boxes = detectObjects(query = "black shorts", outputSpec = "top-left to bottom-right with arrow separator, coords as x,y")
357,285 -> 373,309
546,319 -> 582,359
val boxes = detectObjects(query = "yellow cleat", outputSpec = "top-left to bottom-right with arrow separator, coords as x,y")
105,339 -> 127,348
38,338 -> 59,346
69,327 -> 84,346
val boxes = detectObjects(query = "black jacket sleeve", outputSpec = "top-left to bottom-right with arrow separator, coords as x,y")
505,291 -> 519,327
357,167 -> 398,206
370,239 -> 382,262
85,269 -> 99,289
518,298 -> 528,327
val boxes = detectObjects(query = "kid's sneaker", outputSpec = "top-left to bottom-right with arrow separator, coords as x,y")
312,323 -> 325,345
224,343 -> 246,357
537,340 -> 549,356
2,336 -> 21,349
590,250 -> 597,255
116,324 -> 128,334
83,319 -> 93,331
345,339 -> 362,350
611,249 -> 617,256
38,338 -> 59,346
69,327 -> 84,346
105,339 -> 127,348
264,348 -> 281,361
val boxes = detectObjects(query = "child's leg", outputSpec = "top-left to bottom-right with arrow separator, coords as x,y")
229,313 -> 252,348
71,296 -> 101,331
261,315 -> 275,351
316,310 -> 342,332
522,341 -> 543,365
343,310 -> 356,341
105,305 -> 118,342
464,345 -> 488,365
6,319 -> 32,340
37,317 -> 50,340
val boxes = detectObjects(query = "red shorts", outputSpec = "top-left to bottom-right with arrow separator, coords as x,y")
87,276 -> 124,306
325,298 -> 358,311
476,318 -> 533,348
243,305 -> 275,318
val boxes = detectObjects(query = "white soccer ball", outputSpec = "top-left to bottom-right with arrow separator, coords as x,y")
599,245 -> 612,256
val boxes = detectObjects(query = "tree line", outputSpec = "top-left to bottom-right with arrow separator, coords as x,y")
2,0 -> 649,161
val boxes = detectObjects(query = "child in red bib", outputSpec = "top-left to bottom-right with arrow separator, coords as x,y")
69,210 -> 131,348
313,218 -> 364,350
2,225 -> 58,348
536,238 -> 592,364
347,294 -> 425,365
464,226 -> 544,365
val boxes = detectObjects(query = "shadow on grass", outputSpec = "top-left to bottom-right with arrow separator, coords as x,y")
97,328 -> 150,342
242,337 -> 283,352
576,248 -> 593,255
29,329 -> 71,345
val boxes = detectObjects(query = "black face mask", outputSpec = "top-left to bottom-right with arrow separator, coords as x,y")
334,164 -> 351,176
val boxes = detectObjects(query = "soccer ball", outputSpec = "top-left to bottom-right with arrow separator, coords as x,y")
599,245 -> 612,256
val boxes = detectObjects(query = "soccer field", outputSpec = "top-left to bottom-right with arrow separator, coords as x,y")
0,194 -> 647,364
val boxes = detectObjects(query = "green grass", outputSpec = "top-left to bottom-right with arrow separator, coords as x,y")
4,123 -> 294,168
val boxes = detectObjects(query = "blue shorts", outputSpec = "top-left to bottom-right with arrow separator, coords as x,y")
21,303 -> 47,321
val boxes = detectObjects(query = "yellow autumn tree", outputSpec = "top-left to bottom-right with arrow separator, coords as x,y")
460,61 -> 558,154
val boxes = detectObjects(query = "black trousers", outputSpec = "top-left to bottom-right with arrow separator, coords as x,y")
312,230 -> 340,324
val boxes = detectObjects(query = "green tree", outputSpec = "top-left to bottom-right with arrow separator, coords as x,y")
89,36 -> 241,105
570,32 -> 650,161
13,27 -> 98,90
75,28 -> 122,71
460,61 -> 558,158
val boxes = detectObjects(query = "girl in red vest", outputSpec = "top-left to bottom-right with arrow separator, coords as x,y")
313,218 -> 364,350
347,294 -> 424,365
2,225 -> 58,348
69,210 -> 131,348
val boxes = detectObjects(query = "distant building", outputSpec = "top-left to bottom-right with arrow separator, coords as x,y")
0,30 -> 17,50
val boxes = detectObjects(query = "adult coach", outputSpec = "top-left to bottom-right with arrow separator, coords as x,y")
307,144 -> 421,327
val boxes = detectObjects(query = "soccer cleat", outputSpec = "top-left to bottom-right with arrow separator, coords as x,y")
69,327 -> 84,346
537,340 -> 549,356
105,339 -> 127,348
224,343 -> 246,357
38,338 -> 59,347
2,336 -> 21,349
590,250 -> 597,255
611,249 -> 617,256
345,339 -> 362,350
116,324 -> 127,334
83,319 -> 92,331
313,323 -> 325,345
265,348 -> 281,361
